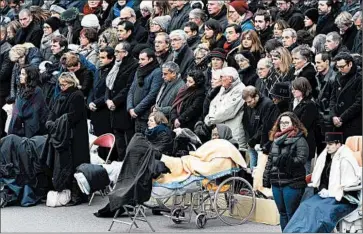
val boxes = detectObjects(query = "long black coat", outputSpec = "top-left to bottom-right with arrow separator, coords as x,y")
341,25 -> 358,51
170,87 -> 205,131
89,62 -> 114,136
294,63 -> 318,99
329,65 -> 362,140
290,98 -> 319,160
47,87 -> 90,171
0,41 -> 13,97
14,21 -> 43,48
316,13 -> 339,35
105,55 -> 138,130
74,65 -> 94,99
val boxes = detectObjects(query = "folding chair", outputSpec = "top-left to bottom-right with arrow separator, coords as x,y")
88,133 -> 116,206
108,205 -> 155,232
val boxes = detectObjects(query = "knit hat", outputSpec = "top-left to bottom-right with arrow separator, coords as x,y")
209,48 -> 226,61
304,8 -> 319,24
45,17 -> 61,32
50,5 -> 66,15
152,15 -> 171,32
60,7 -> 79,22
81,14 -> 100,29
228,0 -> 249,16
270,82 -> 291,99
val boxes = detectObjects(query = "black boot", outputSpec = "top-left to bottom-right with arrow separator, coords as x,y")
66,181 -> 88,206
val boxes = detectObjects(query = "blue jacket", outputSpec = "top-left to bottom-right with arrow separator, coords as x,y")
127,68 -> 163,120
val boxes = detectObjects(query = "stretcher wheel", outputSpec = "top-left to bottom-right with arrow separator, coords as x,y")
196,213 -> 207,228
171,208 -> 185,224
214,177 -> 256,226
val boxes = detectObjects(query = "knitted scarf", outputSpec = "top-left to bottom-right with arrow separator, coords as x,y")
106,60 -> 122,90
274,126 -> 299,140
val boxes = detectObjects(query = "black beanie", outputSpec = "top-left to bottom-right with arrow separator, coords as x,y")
304,8 -> 319,24
45,17 -> 61,32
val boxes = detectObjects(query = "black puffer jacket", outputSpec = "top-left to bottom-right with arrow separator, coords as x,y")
263,132 -> 309,188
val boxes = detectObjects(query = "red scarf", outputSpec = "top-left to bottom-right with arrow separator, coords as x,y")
172,86 -> 196,115
223,42 -> 233,54
274,126 -> 299,139
83,1 -> 103,15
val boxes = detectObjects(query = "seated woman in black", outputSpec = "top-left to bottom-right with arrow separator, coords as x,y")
8,66 -> 48,138
170,70 -> 205,131
145,111 -> 173,156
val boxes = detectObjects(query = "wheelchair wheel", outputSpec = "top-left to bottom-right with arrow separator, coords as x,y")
171,208 -> 185,224
195,213 -> 207,228
214,177 -> 256,226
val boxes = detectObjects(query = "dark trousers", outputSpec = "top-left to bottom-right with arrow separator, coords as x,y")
272,185 -> 304,231
135,119 -> 148,134
0,96 -> 7,138
113,128 -> 134,162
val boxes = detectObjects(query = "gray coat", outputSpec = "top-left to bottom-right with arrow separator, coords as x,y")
155,76 -> 185,118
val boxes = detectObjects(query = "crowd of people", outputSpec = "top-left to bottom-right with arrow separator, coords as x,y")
0,0 -> 362,232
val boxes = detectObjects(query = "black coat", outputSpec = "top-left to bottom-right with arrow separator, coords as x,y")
134,21 -> 148,43
329,65 -> 362,140
14,21 -> 43,48
60,20 -> 82,45
242,96 -> 273,148
277,5 -> 304,31
263,133 -> 309,188
0,41 -> 13,97
173,45 -> 195,81
259,26 -> 273,46
290,98 -> 319,160
89,62 -> 114,136
352,30 -> 362,54
169,4 -> 191,32
170,87 -> 205,131
341,25 -> 358,51
316,13 -> 339,35
74,65 -> 94,99
47,87 -> 90,171
294,63 -> 318,99
239,66 -> 258,87
145,124 -> 174,155
105,56 -> 138,130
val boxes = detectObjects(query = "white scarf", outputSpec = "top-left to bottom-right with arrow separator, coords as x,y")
106,60 -> 122,90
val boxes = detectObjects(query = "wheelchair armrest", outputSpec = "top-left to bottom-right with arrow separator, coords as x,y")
344,185 -> 362,192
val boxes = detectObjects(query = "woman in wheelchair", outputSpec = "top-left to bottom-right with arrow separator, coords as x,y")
283,132 -> 361,233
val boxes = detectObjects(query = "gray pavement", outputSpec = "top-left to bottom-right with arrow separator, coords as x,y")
1,195 -> 281,232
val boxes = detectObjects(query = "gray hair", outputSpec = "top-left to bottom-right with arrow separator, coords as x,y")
282,28 -> 297,38
258,58 -> 273,69
116,41 -> 131,53
291,45 -> 313,62
19,9 -> 32,17
194,44 -> 210,57
169,30 -> 188,43
121,7 -> 136,18
162,61 -> 180,74
312,34 -> 326,54
326,31 -> 342,44
189,9 -> 207,22
156,32 -> 170,44
335,11 -> 353,27
221,67 -> 239,81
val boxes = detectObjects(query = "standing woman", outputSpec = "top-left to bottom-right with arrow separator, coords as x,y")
8,66 -> 48,138
77,28 -> 99,66
170,70 -> 205,130
304,8 -> 318,36
200,19 -> 226,50
263,111 -> 309,231
270,47 -> 295,83
290,77 -> 319,174
46,72 -> 90,205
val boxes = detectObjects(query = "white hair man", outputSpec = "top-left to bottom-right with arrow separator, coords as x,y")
204,67 -> 247,150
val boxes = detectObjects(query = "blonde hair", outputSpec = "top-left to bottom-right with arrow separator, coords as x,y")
9,44 -> 28,62
58,72 -> 80,88
271,47 -> 292,74
335,11 -> 353,28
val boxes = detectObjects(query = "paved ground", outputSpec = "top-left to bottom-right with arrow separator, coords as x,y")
1,195 -> 281,232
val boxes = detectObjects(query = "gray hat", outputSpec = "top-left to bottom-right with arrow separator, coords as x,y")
49,5 -> 66,15
152,15 -> 171,32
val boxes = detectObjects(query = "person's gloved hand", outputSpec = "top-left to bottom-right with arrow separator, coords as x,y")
45,121 -> 54,130
318,188 -> 329,198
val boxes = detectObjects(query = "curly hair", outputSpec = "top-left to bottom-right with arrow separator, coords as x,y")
187,69 -> 205,88
269,111 -> 308,141
19,66 -> 39,99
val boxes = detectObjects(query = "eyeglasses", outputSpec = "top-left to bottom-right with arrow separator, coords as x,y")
170,38 -> 182,43
336,63 -> 348,69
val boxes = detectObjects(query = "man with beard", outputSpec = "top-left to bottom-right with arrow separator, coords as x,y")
254,9 -> 273,45
276,0 -> 304,31
316,0 -> 339,35
127,48 -> 163,133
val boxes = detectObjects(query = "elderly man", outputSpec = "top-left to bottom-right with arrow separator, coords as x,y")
334,11 -> 358,51
205,67 -> 246,151
207,0 -> 228,31
170,30 -> 195,81
14,9 -> 43,47
242,86 -> 273,172
291,45 -> 318,98
316,0 -> 339,35
189,8 -> 207,37
325,32 -> 349,62
119,7 -> 147,43
169,0 -> 191,32
282,28 -> 298,52
255,58 -> 280,99
329,52 -> 362,141
153,61 -> 185,118
154,32 -> 173,65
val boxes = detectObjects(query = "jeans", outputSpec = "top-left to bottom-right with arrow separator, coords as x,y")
248,148 -> 258,172
272,185 -> 304,231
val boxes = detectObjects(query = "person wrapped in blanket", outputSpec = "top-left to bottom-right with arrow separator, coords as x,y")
284,132 -> 361,233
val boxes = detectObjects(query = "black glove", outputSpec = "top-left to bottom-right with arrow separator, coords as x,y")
5,96 -> 15,104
